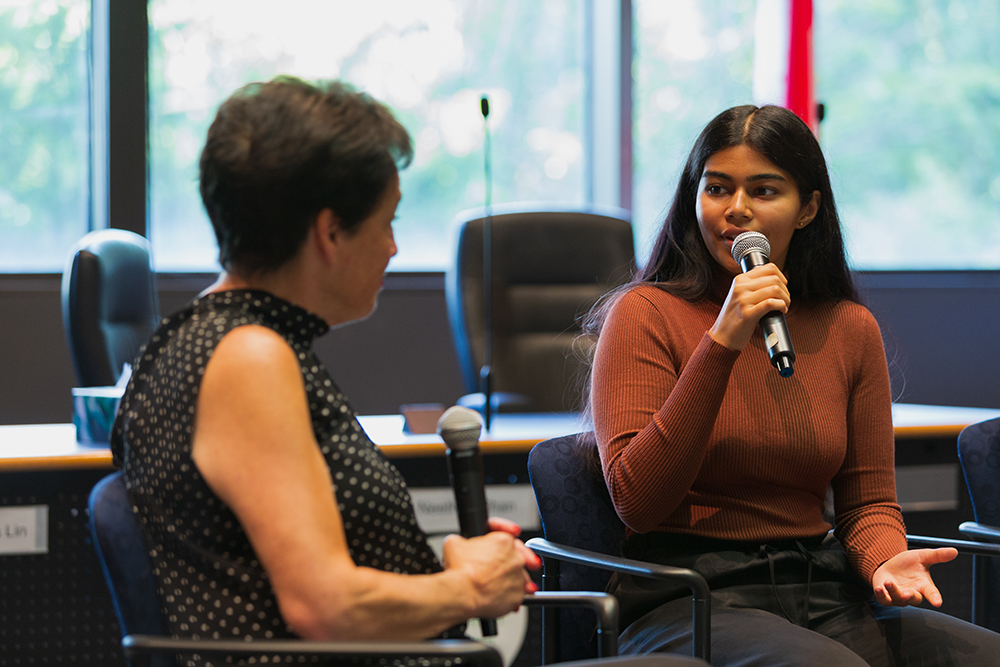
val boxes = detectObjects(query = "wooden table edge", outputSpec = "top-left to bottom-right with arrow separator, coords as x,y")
1,451 -> 114,472
1,419 -> 992,471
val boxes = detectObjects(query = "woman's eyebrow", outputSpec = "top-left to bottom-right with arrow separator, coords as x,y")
747,172 -> 787,182
702,170 -> 787,182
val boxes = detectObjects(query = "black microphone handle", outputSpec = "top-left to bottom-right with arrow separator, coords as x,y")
759,310 -> 795,376
447,448 -> 490,537
445,446 -> 498,636
738,251 -> 796,377
738,249 -> 768,272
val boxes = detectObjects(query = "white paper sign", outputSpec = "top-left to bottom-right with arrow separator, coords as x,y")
409,485 -> 540,535
0,505 -> 48,555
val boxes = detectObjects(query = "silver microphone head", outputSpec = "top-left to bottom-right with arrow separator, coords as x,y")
436,406 -> 484,451
731,231 -> 770,264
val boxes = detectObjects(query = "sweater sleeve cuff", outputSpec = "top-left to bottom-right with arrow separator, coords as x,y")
838,509 -> 908,585
694,332 -> 742,372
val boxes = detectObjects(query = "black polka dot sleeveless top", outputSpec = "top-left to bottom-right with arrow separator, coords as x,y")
110,290 -> 447,655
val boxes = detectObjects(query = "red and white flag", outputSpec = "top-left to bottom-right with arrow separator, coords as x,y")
753,0 -> 818,133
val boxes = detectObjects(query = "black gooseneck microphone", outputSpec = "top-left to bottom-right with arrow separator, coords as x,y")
730,231 -> 795,377
479,95 -> 494,431
436,405 -> 498,636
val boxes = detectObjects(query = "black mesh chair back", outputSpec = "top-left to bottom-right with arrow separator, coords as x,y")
958,417 -> 1000,631
528,432 -> 628,661
445,206 -> 634,413
62,229 -> 161,387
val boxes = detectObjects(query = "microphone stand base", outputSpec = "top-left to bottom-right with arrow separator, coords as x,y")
457,392 -> 536,418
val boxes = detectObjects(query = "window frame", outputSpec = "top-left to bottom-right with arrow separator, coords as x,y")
92,0 -> 148,239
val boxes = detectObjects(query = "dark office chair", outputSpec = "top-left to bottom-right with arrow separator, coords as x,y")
88,472 -> 505,667
956,417 -> 1000,631
89,471 -> 628,667
527,432 -> 1000,666
62,229 -> 161,387
526,433 -> 711,665
445,205 -> 634,413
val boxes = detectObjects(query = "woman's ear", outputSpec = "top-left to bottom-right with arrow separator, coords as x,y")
797,191 -> 821,229
312,208 -> 341,263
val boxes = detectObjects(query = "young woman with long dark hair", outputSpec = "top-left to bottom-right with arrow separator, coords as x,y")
589,104 -> 1000,665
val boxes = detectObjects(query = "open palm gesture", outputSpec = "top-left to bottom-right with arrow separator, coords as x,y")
872,547 -> 958,607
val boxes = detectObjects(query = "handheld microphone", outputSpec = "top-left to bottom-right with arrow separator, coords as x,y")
437,406 -> 497,636
730,231 -> 795,377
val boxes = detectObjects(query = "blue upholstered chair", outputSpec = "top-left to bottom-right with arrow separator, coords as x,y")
957,417 -> 1000,631
526,433 -> 711,665
88,472 -> 504,667
527,431 -> 1000,666
62,229 -> 161,387
89,471 -> 634,667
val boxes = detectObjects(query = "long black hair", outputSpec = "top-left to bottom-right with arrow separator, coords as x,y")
584,104 -> 857,340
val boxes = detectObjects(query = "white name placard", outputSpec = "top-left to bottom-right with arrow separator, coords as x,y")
409,485 -> 540,535
0,505 -> 49,555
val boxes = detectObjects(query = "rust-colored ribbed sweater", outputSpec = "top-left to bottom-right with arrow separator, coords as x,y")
591,284 -> 907,584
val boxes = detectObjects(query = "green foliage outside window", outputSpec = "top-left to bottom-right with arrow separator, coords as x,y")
0,0 -> 89,272
631,0 -> 756,265
817,0 -> 1000,268
634,0 -> 1000,270
4,0 -> 1000,273
148,0 -> 585,271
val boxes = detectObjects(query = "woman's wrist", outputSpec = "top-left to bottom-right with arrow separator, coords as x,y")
437,566 -> 481,621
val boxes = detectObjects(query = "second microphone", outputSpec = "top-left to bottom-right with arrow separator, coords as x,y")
437,405 -> 498,636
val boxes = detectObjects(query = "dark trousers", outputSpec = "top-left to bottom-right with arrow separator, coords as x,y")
562,657 -> 705,666
611,532 -> 1000,666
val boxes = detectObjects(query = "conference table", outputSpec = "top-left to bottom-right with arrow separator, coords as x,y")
3,403 -> 998,471
0,411 -> 587,470
2,404 -> 999,665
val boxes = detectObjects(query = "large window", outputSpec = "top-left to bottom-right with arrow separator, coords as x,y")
816,0 -> 1000,269
148,0 -> 586,271
0,0 -> 90,272
5,1 -> 1000,273
630,0 -> 755,264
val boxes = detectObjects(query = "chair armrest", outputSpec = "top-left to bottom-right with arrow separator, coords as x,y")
912,528 -> 1000,629
526,538 -> 709,600
906,533 -> 1000,557
958,522 -> 1000,543
525,537 -> 710,663
123,635 -> 502,667
522,591 -> 619,657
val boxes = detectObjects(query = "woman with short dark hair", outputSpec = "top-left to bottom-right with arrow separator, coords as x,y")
589,104 -> 1000,665
199,76 -> 413,275
112,77 -> 538,653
